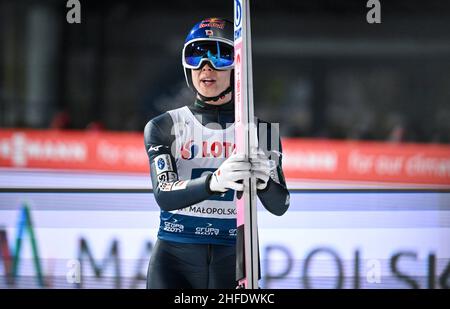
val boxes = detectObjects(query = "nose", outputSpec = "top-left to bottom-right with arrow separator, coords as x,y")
201,63 -> 213,71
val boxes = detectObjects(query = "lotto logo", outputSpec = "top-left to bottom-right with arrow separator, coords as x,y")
181,140 -> 198,160
181,140 -> 235,160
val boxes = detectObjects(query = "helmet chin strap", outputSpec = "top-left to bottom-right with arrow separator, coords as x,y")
196,86 -> 232,102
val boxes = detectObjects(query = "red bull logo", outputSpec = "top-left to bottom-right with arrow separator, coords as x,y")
199,18 -> 225,29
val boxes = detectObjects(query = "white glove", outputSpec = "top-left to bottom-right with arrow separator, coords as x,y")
250,149 -> 275,190
209,153 -> 251,193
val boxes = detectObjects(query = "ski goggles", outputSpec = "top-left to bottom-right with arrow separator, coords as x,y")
183,39 -> 234,70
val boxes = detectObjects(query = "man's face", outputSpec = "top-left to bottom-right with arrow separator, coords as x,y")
191,63 -> 231,99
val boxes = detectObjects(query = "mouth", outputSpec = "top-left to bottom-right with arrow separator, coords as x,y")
200,78 -> 216,87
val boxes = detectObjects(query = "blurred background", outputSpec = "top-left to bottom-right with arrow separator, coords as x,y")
0,0 -> 449,289
1,0 -> 450,141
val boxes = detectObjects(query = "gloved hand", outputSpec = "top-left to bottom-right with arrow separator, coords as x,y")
250,149 -> 275,190
209,153 -> 251,193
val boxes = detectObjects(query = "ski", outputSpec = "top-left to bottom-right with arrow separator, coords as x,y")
234,0 -> 259,289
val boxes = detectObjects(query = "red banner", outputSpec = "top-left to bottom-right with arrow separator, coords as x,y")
1,129 -> 449,185
282,138 -> 450,185
0,129 -> 148,173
